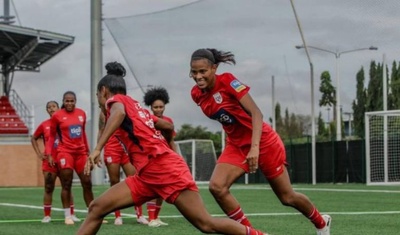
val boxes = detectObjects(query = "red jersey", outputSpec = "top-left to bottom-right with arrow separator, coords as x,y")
45,108 -> 89,155
106,94 -> 172,171
33,119 -> 59,158
191,72 -> 276,147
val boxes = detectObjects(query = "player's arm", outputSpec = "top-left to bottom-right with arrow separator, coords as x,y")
31,128 -> 44,160
154,118 -> 175,145
97,111 -> 106,143
44,117 -> 58,165
239,93 -> 263,173
82,113 -> 90,154
95,102 -> 125,152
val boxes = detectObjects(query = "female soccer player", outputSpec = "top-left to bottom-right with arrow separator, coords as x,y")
44,91 -> 94,225
31,100 -> 80,223
98,62 -> 148,226
143,86 -> 176,226
189,48 -> 331,235
77,67 -> 268,235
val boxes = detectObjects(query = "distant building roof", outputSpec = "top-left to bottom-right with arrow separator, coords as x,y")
0,23 -> 74,73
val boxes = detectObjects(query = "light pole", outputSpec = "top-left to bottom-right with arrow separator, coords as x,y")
295,45 -> 378,141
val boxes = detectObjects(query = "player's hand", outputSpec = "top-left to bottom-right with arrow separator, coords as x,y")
244,148 -> 259,174
47,155 -> 55,166
37,153 -> 45,160
84,149 -> 102,175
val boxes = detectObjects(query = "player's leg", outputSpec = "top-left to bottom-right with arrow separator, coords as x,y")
42,170 -> 57,223
76,181 -> 135,235
268,166 -> 330,234
174,189 -> 267,235
69,193 -> 81,222
106,163 -> 123,225
75,153 -> 94,208
209,163 -> 251,226
58,167 -> 74,224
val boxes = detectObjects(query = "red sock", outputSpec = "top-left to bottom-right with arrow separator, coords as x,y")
307,207 -> 325,229
155,205 -> 162,219
246,226 -> 265,235
135,206 -> 142,218
146,202 -> 156,221
115,210 -> 121,218
70,204 -> 75,215
227,207 -> 252,227
44,204 -> 51,217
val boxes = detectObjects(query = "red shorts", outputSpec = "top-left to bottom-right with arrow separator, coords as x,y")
103,149 -> 130,166
57,152 -> 87,174
125,151 -> 198,205
218,136 -> 287,180
42,158 -> 58,174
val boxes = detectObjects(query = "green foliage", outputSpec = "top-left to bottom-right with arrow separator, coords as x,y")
352,67 -> 367,138
319,71 -> 336,107
175,124 -> 222,152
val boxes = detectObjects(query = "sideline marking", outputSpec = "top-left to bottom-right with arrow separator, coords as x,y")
1,202 -> 400,223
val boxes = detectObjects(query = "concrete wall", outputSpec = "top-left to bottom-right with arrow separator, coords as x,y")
0,138 -> 45,186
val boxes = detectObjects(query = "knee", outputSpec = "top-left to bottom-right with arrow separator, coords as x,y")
61,178 -> 73,191
87,199 -> 103,217
44,183 -> 55,194
278,192 -> 296,207
208,181 -> 228,197
81,180 -> 92,191
193,219 -> 215,234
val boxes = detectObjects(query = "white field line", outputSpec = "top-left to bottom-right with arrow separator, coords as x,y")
1,202 -> 400,219
1,185 -> 399,193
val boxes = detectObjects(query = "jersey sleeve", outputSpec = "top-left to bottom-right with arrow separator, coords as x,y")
151,114 -> 159,124
33,122 -> 44,139
221,73 -> 250,100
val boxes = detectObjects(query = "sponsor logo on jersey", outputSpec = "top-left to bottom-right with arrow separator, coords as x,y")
210,108 -> 236,125
213,92 -> 223,104
230,79 -> 246,92
78,115 -> 84,122
69,125 -> 82,138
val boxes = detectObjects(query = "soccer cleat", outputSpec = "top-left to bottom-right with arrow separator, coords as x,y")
154,218 -> 168,226
71,215 -> 81,222
102,219 -> 109,224
148,219 -> 161,227
64,216 -> 74,225
317,214 -> 331,235
114,216 -> 123,225
41,216 -> 51,223
136,215 -> 149,225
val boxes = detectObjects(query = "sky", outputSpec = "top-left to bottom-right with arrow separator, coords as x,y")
5,0 -> 400,134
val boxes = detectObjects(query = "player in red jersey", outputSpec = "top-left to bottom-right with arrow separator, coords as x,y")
44,91 -> 94,225
77,67 -> 268,235
97,62 -> 148,226
31,100 -> 80,223
189,48 -> 331,235
143,86 -> 176,227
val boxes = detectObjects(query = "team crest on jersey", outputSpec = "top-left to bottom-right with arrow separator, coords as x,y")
230,79 -> 246,92
106,157 -> 112,163
135,103 -> 142,110
60,158 -> 66,166
78,115 -> 84,122
213,92 -> 223,104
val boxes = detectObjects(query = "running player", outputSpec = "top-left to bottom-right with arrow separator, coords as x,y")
98,62 -> 149,226
31,100 -> 80,223
189,48 -> 331,235
77,65 -> 268,235
44,91 -> 94,225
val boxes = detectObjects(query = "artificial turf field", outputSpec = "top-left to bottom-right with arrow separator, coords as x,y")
0,183 -> 399,235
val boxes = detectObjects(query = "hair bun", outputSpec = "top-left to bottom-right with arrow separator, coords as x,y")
105,62 -> 126,77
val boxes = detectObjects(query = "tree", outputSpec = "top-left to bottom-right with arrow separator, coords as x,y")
366,61 -> 383,111
317,111 -> 327,137
352,67 -> 367,137
389,61 -> 400,109
319,71 -> 336,109
175,124 -> 222,152
275,103 -> 285,137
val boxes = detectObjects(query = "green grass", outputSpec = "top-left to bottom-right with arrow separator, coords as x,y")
0,184 -> 399,234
